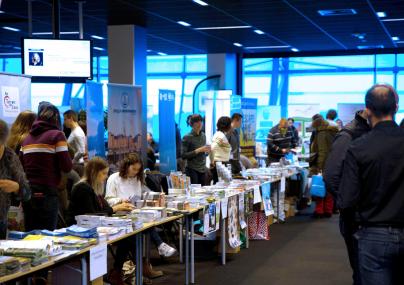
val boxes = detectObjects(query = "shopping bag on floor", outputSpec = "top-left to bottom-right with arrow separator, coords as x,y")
310,175 -> 326,198
248,211 -> 269,240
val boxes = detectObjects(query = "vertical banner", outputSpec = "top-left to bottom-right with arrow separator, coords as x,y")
0,72 -> 31,125
238,98 -> 257,158
107,84 -> 144,165
86,81 -> 105,158
158,89 -> 177,173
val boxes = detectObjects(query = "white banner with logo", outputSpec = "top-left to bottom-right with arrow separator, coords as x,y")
0,72 -> 31,124
107,84 -> 144,165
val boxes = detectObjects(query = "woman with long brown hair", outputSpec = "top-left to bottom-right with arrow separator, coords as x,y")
7,111 -> 37,154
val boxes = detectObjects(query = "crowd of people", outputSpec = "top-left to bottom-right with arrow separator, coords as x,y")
1,83 -> 403,284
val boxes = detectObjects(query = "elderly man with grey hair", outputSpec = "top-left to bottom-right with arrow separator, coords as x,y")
0,119 -> 30,239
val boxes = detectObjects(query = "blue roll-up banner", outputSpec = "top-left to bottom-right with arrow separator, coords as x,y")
86,81 -> 106,158
107,84 -> 144,166
158,89 -> 176,173
0,72 -> 31,125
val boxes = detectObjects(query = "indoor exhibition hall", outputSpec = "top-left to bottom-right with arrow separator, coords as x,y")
0,0 -> 404,285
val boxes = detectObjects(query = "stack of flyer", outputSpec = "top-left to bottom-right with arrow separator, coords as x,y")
0,256 -> 20,276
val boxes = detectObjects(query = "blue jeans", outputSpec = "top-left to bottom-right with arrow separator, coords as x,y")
355,227 -> 404,285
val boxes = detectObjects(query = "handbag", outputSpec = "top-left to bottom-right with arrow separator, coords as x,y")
310,175 -> 326,198
248,211 -> 269,240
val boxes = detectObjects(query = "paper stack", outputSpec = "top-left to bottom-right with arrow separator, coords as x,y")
75,215 -> 104,228
0,256 -> 20,276
101,217 -> 133,234
66,225 -> 98,238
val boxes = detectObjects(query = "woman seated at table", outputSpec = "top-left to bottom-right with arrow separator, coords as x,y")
67,157 -> 137,285
105,153 -> 177,259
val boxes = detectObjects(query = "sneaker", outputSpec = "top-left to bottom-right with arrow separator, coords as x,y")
158,242 -> 177,257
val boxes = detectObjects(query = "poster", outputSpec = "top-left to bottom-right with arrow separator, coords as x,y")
158,89 -> 177,173
261,182 -> 274,216
90,244 -> 107,281
338,103 -> 365,125
228,196 -> 241,249
107,84 -> 144,165
0,72 -> 31,124
215,201 -> 221,230
203,203 -> 217,235
232,98 -> 257,158
238,194 -> 247,229
86,81 -> 105,158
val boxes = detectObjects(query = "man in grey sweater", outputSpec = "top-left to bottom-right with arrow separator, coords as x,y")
227,113 -> 243,174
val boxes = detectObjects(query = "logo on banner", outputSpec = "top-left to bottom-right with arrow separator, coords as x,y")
2,86 -> 20,117
121,92 -> 129,109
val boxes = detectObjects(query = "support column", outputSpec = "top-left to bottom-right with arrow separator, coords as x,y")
207,54 -> 237,94
108,25 -> 147,160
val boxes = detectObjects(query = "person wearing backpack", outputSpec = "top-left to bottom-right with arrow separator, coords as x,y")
323,110 -> 370,285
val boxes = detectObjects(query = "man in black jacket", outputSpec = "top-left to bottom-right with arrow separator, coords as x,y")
339,84 -> 404,285
323,110 -> 370,285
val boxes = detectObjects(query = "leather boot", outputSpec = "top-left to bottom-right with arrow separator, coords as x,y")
142,260 -> 163,279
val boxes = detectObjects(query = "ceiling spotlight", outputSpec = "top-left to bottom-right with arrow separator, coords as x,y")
392,36 -> 400,41
233,42 -> 243,47
2,26 -> 20,32
377,12 -> 386,18
0,11 -> 5,14
291,48 -> 299,52
352,32 -> 366,40
157,52 -> 168,56
91,35 -> 105,40
177,21 -> 191,27
254,29 -> 265,35
93,47 -> 105,51
193,0 -> 208,6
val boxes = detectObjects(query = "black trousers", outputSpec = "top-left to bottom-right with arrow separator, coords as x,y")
229,159 -> 242,175
339,213 -> 360,285
185,167 -> 207,186
24,185 -> 59,231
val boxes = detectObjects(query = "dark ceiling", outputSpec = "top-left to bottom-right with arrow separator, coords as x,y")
1,0 -> 404,56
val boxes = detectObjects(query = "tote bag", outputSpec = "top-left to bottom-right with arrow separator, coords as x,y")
310,175 -> 326,198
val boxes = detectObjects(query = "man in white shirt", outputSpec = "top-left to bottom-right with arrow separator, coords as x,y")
63,110 -> 86,164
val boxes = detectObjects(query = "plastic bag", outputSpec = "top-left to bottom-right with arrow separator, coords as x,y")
310,175 -> 326,198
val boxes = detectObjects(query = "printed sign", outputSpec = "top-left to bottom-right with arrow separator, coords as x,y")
90,244 -> 107,281
2,86 -> 20,117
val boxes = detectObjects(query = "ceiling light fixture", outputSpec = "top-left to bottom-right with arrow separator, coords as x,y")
147,49 -> 152,52
157,52 -> 168,56
192,0 -> 208,6
357,45 -> 384,49
396,41 -> 404,44
318,9 -> 357,16
32,31 -> 79,35
177,21 -> 191,27
93,47 -> 105,51
254,29 -> 265,35
91,35 -> 105,40
0,11 -> 5,14
377,12 -> 386,18
0,53 -> 20,56
13,46 -> 21,50
2,26 -> 20,32
233,42 -> 243,47
381,18 -> 404,22
245,45 -> 290,49
291,48 -> 299,52
195,25 -> 251,30
392,36 -> 400,41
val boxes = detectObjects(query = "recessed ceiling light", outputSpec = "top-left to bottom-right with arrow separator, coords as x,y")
193,0 -> 208,6
32,31 -> 79,35
245,45 -> 290,49
157,52 -> 167,56
195,25 -> 251,30
254,29 -> 265,35
91,35 -> 105,40
177,21 -> 191,27
291,48 -> 299,52
377,12 -> 386,18
357,45 -> 384,49
381,18 -> 404,22
318,9 -> 357,16
2,26 -> 20,32
0,11 -> 5,14
147,49 -> 152,52
392,36 -> 400,41
233,42 -> 243,47
13,46 -> 21,50
93,47 -> 105,51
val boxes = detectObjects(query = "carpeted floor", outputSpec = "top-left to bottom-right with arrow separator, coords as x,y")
151,213 -> 352,285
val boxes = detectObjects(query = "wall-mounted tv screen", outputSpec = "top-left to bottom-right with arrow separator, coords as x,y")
22,38 -> 92,83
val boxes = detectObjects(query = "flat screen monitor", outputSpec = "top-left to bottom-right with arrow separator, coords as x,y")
22,38 -> 92,83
